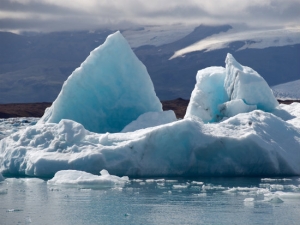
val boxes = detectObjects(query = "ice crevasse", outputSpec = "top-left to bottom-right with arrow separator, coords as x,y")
0,31 -> 300,178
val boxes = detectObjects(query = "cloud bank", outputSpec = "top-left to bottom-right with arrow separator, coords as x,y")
1,0 -> 300,32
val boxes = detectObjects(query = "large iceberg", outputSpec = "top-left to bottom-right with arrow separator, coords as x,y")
0,108 -> 300,177
185,53 -> 278,122
0,32 -> 300,178
38,31 -> 162,133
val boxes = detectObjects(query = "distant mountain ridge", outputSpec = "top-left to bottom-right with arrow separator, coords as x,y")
0,25 -> 299,103
272,79 -> 300,100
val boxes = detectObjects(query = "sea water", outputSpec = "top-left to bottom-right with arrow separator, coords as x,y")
1,176 -> 300,225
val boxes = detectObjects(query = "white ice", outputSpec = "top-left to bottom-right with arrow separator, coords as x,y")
47,169 -> 128,188
38,31 -> 162,133
122,110 -> 177,132
185,53 -> 278,122
0,32 -> 300,178
184,66 -> 227,123
0,117 -> 39,140
1,106 -> 300,177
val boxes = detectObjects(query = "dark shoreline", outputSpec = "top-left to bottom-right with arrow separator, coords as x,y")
0,99 -> 299,119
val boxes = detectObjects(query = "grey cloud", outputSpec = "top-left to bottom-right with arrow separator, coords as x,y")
246,1 -> 300,24
0,0 -> 82,15
0,0 -> 299,32
135,4 -> 210,18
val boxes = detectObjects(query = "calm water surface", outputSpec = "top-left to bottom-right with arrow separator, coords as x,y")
1,176 -> 300,225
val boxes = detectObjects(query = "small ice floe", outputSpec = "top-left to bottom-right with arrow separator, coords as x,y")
243,197 -> 255,207
155,179 -> 165,183
244,198 -> 254,202
224,187 -> 270,196
191,181 -> 204,185
47,169 -> 129,189
264,193 -> 284,203
6,209 -> 22,212
269,184 -> 284,191
132,179 -> 143,182
202,184 -> 225,191
172,184 -> 189,189
261,178 -> 292,182
273,191 -> 300,200
145,179 -> 155,183
165,180 -> 178,183
193,193 -> 207,197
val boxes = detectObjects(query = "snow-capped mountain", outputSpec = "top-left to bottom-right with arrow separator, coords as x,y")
0,24 -> 299,103
272,79 -> 300,100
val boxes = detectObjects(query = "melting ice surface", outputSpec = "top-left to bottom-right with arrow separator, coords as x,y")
0,31 -> 300,179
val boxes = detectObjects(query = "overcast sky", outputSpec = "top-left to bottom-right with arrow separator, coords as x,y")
1,0 -> 300,32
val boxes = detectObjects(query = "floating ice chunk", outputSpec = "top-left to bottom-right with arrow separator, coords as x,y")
173,184 -> 189,189
244,198 -> 254,202
223,187 -> 259,194
202,184 -> 225,191
38,31 -> 162,133
264,193 -> 284,203
185,67 -> 227,122
191,181 -> 204,185
261,178 -> 292,182
47,169 -> 129,188
165,180 -> 178,183
145,179 -> 155,183
274,191 -> 300,199
132,179 -> 143,182
193,193 -> 207,197
122,111 -> 176,132
155,179 -> 165,182
224,53 -> 278,112
270,184 -> 284,191
219,99 -> 257,118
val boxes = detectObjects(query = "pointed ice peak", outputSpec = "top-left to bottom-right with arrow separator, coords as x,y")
38,31 -> 162,133
104,30 -> 127,45
224,53 -> 278,111
225,53 -> 243,70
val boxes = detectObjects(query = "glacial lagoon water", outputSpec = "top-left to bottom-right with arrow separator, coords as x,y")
1,176 -> 300,225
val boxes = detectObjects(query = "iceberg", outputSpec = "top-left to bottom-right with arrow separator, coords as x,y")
38,31 -> 162,133
1,108 -> 300,177
0,31 -> 300,178
185,53 -> 278,122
